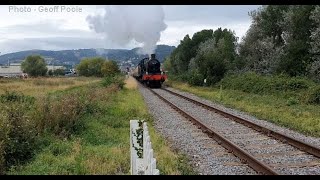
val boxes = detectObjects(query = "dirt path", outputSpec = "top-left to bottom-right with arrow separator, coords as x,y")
124,75 -> 138,89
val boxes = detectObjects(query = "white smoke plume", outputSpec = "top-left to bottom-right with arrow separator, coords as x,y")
86,5 -> 167,55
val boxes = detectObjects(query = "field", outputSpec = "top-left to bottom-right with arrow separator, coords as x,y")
0,76 -> 195,175
0,77 -> 101,97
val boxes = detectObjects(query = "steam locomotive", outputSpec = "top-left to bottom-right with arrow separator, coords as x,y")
132,54 -> 167,88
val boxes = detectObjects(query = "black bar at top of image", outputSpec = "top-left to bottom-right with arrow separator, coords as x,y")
1,0 -> 320,5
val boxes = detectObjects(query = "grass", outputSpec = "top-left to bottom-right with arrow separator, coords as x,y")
7,77 -> 196,175
0,77 -> 101,98
165,80 -> 320,137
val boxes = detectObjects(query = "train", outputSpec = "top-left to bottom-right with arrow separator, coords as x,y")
132,54 -> 167,88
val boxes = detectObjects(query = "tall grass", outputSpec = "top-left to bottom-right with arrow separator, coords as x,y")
0,77 -> 104,174
0,92 -> 37,174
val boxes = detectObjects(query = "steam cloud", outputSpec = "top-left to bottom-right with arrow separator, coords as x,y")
86,5 -> 167,54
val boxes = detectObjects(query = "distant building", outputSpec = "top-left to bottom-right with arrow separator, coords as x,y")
47,65 -> 66,71
0,63 -> 66,78
0,64 -> 22,77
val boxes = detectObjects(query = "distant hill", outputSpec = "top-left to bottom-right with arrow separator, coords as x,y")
0,45 -> 176,66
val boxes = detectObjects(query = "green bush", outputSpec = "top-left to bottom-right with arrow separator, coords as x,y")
0,91 -> 35,104
35,89 -> 96,138
101,75 -> 125,89
287,78 -> 309,90
0,92 -> 37,172
307,86 -> 320,104
188,71 -> 204,86
218,72 -> 314,95
286,97 -> 299,106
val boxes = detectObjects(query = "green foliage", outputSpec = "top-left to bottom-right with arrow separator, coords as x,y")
277,39 -> 311,76
187,71 -> 203,86
240,5 -> 319,77
21,55 -> 48,77
48,70 -> 53,76
76,57 -> 120,77
101,60 -> 120,77
218,72 -> 313,95
0,91 -> 35,104
34,85 -> 110,138
0,92 -> 37,173
307,86 -> 320,104
286,97 -> 299,106
53,69 -> 66,76
165,28 -> 238,86
76,57 -> 105,77
101,75 -> 125,89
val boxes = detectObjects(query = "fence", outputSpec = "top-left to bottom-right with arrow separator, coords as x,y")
130,120 -> 160,175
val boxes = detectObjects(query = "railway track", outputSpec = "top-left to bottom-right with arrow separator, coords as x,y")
145,86 -> 320,175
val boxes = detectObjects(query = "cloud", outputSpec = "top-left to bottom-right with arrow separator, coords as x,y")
163,5 -> 259,25
0,37 -> 105,54
0,5 -> 260,55
0,21 -> 93,39
158,20 -> 252,46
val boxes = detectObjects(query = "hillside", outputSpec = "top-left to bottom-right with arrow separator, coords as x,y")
0,45 -> 175,66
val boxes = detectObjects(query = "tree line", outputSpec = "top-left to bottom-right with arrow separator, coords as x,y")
20,55 -> 120,77
164,5 -> 320,86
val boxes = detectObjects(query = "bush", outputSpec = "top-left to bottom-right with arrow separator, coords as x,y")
286,97 -> 299,106
218,72 -> 313,95
287,78 -> 309,90
188,71 -> 204,86
0,91 -> 35,104
101,75 -> 125,89
0,92 -> 37,172
35,89 -> 93,137
307,86 -> 320,104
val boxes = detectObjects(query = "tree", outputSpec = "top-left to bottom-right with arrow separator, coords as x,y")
309,5 -> 320,82
76,57 -> 120,77
101,60 -> 120,76
53,69 -> 65,76
238,5 -> 290,75
76,57 -> 105,77
21,55 -> 48,77
186,28 -> 238,86
48,69 -> 53,76
278,5 -> 315,76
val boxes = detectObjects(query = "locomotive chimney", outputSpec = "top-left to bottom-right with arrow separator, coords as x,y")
150,54 -> 156,59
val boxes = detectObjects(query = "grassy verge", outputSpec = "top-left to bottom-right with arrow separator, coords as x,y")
165,80 -> 320,137
8,79 -> 196,175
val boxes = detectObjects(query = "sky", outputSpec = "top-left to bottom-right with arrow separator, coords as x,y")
0,5 -> 261,55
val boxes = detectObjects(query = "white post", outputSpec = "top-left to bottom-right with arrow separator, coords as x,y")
130,120 -> 160,175
130,120 -> 138,175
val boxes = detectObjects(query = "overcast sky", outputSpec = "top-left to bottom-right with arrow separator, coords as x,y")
0,5 -> 261,55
